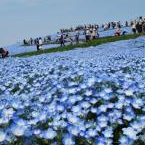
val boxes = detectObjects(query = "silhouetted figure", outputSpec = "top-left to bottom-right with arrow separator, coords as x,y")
30,38 -> 33,45
23,39 -> 28,45
136,22 -> 143,33
86,28 -> 91,42
59,34 -> 65,47
132,22 -> 137,34
125,21 -> 129,27
36,38 -> 40,51
142,21 -> 145,32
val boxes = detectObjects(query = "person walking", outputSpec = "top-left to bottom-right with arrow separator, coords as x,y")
59,34 -> 65,47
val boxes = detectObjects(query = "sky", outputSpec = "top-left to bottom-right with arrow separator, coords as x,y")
0,0 -> 145,46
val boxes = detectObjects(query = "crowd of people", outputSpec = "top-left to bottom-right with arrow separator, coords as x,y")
131,16 -> 145,34
56,17 -> 145,47
60,21 -> 127,33
1,16 -> 145,58
23,36 -> 52,46
22,19 -> 134,49
23,21 -> 128,46
56,22 -> 128,46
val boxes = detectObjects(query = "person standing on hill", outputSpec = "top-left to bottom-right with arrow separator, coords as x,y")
131,22 -> 137,34
38,38 -> 43,50
136,21 -> 142,33
59,34 -> 65,47
30,38 -> 33,45
142,20 -> 145,32
125,21 -> 129,27
91,28 -> 97,40
75,31 -> 80,44
23,39 -> 28,45
85,28 -> 91,42
36,38 -> 40,51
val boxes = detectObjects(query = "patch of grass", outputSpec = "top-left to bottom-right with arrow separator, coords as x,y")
14,33 -> 145,57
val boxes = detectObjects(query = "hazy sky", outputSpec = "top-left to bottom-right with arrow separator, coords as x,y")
0,0 -> 145,46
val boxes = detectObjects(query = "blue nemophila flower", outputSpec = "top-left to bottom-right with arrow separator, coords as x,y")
1,34 -> 145,144
68,88 -> 77,94
107,103 -> 114,109
85,90 -> 93,96
98,105 -> 107,113
124,88 -> 134,96
132,98 -> 143,109
67,114 -> 80,124
31,111 -> 39,118
87,77 -> 96,86
62,134 -> 75,145
2,108 -> 15,118
57,105 -> 65,112
123,127 -> 138,140
102,127 -> 113,138
91,107 -> 98,113
104,88 -> 112,94
38,113 -> 47,121
11,124 -> 27,136
68,125 -> 80,136
90,98 -> 98,104
115,101 -> 123,109
131,116 -> 145,132
80,84 -> 87,89
119,136 -> 132,145
81,101 -> 90,109
68,96 -> 78,104
95,136 -> 106,145
39,96 -> 46,103
123,106 -> 135,121
28,119 -> 39,125
15,119 -> 27,126
42,128 -> 56,140
99,91 -> 106,98
87,128 -> 97,137
72,105 -> 81,113
0,130 -> 6,142
97,115 -> 108,128
33,129 -> 41,135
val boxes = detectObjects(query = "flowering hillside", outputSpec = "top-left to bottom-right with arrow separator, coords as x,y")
0,36 -> 145,145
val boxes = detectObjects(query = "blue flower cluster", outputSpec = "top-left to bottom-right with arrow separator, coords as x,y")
0,36 -> 145,144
